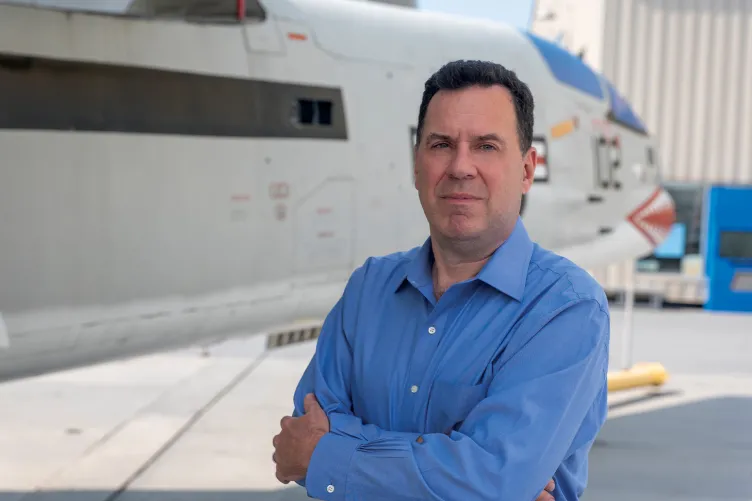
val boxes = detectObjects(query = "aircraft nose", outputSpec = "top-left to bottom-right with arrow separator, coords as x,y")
625,186 -> 677,248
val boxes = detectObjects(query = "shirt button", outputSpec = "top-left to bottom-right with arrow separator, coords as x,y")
416,435 -> 424,443
428,326 -> 436,335
410,385 -> 418,393
327,484 -> 335,493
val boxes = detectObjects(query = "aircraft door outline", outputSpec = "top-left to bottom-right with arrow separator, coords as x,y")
292,175 -> 355,275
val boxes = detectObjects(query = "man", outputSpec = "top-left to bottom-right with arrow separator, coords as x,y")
272,60 -> 610,501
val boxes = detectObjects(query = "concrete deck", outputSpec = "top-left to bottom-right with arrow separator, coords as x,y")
1,307 -> 751,501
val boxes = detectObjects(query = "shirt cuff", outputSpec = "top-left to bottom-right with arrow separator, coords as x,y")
305,432 -> 359,500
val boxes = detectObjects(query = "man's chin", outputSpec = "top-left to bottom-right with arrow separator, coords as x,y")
439,222 -> 484,241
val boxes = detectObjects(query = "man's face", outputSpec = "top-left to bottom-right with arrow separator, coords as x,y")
414,85 -> 536,244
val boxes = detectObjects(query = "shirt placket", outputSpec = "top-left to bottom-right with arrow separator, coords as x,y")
404,300 -> 448,426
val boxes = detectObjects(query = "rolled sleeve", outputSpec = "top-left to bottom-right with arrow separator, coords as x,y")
305,432 -> 359,500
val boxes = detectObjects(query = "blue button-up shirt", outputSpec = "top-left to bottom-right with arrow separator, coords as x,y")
292,218 -> 610,501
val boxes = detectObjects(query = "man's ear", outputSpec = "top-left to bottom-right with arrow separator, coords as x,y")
522,146 -> 537,194
413,146 -> 419,189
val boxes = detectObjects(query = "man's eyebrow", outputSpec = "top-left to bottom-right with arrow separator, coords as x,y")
476,133 -> 505,144
424,132 -> 507,145
425,132 -> 454,143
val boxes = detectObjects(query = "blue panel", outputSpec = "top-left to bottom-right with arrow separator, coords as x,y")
704,185 -> 752,313
524,32 -> 605,100
603,78 -> 648,134
653,223 -> 686,259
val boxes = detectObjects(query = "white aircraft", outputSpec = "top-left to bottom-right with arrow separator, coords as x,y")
0,0 -> 676,382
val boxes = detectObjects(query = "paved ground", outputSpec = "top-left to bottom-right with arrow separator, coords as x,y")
586,307 -> 752,501
0,306 -> 750,501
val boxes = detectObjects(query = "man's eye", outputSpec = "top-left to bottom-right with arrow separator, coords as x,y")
480,144 -> 496,151
432,142 -> 449,149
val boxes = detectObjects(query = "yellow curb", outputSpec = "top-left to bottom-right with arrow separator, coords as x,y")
608,362 -> 669,392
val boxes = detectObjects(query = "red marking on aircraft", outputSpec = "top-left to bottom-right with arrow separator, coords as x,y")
269,182 -> 289,200
626,188 -> 676,246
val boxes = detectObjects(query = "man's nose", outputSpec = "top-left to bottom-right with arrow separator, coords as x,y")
447,144 -> 477,179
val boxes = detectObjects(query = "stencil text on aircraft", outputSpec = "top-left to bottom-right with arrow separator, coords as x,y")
269,182 -> 290,200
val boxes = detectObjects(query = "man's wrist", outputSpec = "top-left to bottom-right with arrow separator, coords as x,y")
303,428 -> 328,470
305,432 -> 359,500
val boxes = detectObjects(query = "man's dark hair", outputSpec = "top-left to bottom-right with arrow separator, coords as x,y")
415,60 -> 535,154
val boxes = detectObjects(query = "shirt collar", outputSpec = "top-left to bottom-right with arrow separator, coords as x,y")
395,217 -> 534,302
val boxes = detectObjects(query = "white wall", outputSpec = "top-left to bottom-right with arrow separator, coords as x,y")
602,0 -> 752,185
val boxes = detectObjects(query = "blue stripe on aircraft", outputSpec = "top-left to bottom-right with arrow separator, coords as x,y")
524,32 -> 605,100
603,78 -> 648,134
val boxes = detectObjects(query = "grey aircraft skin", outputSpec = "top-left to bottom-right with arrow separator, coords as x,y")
0,0 -> 675,382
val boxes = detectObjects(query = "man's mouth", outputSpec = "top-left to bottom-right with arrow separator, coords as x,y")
442,193 -> 481,200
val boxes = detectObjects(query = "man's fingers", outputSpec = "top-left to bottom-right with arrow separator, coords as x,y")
535,491 -> 554,501
534,479 -> 556,501
275,469 -> 289,485
304,393 -> 320,414
275,465 -> 296,485
272,434 -> 279,448
280,416 -> 292,429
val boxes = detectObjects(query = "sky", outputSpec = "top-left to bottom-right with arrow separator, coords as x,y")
418,0 -> 535,29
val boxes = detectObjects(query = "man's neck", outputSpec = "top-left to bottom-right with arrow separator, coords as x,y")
430,233 -> 504,300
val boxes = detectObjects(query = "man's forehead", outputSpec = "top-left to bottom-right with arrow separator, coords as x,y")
425,86 -> 516,126
423,110 -> 515,140
430,85 -> 514,109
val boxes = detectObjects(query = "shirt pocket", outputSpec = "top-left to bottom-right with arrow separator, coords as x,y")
426,379 -> 488,434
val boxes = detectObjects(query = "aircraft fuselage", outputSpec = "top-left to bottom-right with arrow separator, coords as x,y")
0,0 -> 674,381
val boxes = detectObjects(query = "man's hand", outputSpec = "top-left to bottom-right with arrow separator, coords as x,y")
272,393 -> 329,484
536,479 -> 556,501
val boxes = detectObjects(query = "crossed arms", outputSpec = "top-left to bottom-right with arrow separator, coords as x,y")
276,293 -> 609,501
